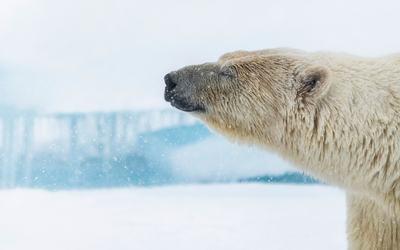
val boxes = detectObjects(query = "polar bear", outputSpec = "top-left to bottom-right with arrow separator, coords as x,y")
164,48 -> 400,250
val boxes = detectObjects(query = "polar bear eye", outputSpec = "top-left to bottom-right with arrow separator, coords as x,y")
220,70 -> 229,76
219,67 -> 234,78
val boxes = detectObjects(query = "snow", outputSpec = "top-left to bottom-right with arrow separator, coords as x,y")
0,184 -> 347,250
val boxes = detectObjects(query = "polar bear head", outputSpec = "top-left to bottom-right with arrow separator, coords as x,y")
164,49 -> 332,145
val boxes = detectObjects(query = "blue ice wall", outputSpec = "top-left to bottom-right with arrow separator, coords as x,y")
0,110 -> 209,189
0,109 -> 301,189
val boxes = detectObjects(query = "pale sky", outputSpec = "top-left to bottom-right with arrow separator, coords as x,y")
0,0 -> 399,112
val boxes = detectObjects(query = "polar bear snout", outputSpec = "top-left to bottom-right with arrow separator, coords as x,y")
164,71 -> 205,112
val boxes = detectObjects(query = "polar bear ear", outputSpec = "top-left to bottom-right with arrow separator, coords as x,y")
298,65 -> 332,99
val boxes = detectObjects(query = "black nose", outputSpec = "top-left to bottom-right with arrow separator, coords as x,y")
164,73 -> 177,102
164,73 -> 176,89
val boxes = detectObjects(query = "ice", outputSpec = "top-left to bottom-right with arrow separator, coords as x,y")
0,109 -> 299,189
170,137 -> 294,183
0,184 -> 346,250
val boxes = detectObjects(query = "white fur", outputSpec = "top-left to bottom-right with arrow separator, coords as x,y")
177,48 -> 400,249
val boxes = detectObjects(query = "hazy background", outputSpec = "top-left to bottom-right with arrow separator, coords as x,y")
1,1 -> 399,249
0,0 -> 399,113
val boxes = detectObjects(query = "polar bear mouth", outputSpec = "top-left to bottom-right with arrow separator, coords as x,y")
164,73 -> 205,112
165,89 -> 205,112
168,96 -> 205,112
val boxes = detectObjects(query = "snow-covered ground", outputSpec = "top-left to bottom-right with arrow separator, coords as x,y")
0,184 -> 346,250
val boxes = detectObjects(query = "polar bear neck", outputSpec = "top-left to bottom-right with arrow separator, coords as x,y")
278,53 -> 400,199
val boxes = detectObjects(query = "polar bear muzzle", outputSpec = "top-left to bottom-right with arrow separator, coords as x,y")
164,72 -> 206,112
